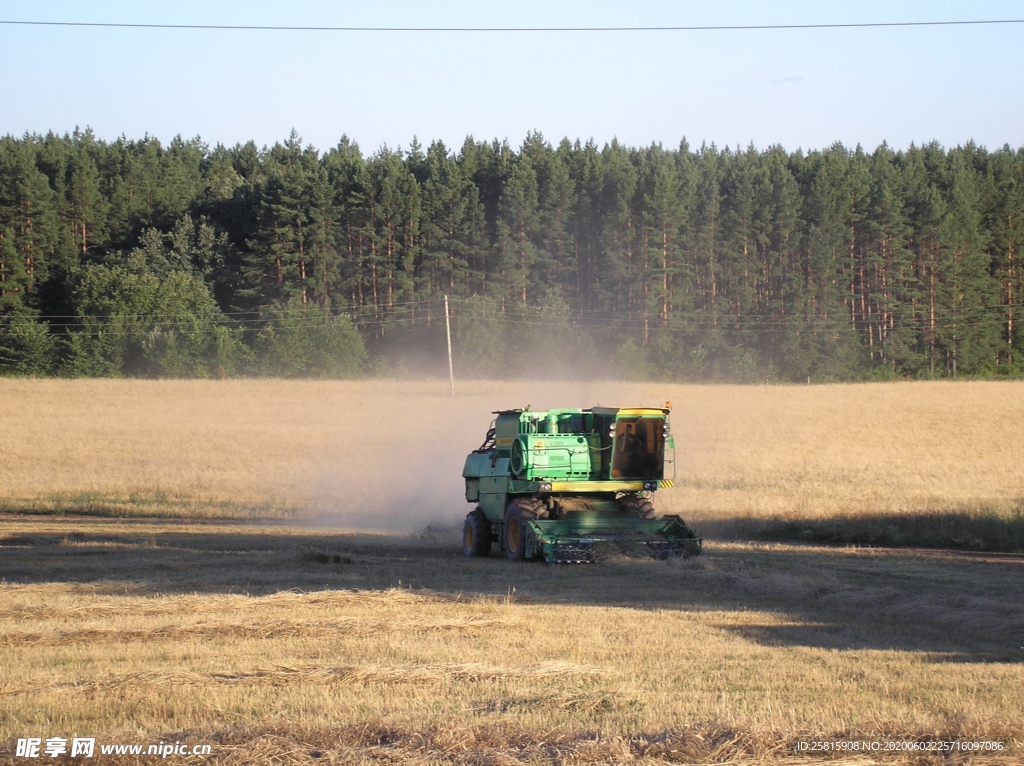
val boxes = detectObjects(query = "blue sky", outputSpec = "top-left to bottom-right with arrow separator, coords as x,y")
1,1 -> 1022,154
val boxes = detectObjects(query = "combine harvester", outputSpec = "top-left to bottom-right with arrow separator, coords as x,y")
462,404 -> 701,563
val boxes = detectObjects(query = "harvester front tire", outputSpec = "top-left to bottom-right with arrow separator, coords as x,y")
462,509 -> 492,557
503,497 -> 546,561
618,495 -> 657,520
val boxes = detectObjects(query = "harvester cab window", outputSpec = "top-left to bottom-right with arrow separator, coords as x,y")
611,417 -> 664,479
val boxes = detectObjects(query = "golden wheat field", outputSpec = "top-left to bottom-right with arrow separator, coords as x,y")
2,378 -> 1023,527
2,379 -> 1024,764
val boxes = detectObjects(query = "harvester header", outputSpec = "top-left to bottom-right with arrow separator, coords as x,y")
462,404 -> 701,563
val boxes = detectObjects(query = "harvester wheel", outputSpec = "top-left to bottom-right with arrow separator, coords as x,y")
503,497 -> 546,560
618,495 -> 657,520
462,509 -> 492,557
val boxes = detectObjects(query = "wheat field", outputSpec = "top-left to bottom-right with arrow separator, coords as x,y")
2,379 -> 1024,763
1,378 -> 1022,546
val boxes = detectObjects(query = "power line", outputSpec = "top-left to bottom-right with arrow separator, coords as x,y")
23,299 -> 1024,326
1,19 -> 1023,33
9,300 -> 1021,335
2,314 -> 1009,337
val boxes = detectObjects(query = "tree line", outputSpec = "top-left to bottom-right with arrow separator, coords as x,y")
1,128 -> 1021,381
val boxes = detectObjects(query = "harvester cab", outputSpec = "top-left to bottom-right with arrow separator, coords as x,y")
462,404 -> 701,563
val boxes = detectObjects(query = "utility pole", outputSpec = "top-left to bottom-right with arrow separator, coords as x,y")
444,294 -> 454,397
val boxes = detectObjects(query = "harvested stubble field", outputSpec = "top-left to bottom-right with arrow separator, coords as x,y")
1,379 -> 1023,764
0,517 -> 1022,764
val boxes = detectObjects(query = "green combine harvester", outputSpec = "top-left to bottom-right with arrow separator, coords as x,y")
462,404 -> 701,563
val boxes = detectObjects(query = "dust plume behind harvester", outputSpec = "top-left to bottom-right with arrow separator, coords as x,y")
462,403 -> 701,563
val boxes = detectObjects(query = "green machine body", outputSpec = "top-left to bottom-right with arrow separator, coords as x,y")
461,405 -> 701,563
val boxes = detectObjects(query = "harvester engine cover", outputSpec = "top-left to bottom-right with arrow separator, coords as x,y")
461,405 -> 702,563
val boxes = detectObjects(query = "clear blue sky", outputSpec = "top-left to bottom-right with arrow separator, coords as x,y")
1,0 -> 1022,154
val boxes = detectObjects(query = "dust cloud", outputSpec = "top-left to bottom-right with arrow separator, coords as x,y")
301,380 -> 662,533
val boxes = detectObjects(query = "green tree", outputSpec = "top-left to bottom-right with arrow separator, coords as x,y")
0,315 -> 56,375
254,299 -> 365,377
983,147 -> 1024,371
63,260 -> 244,377
0,137 -> 59,315
495,157 -> 540,305
934,148 -> 1000,376
418,140 -> 489,301
450,294 -> 507,377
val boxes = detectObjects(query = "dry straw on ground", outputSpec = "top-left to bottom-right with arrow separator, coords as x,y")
1,516 -> 1022,764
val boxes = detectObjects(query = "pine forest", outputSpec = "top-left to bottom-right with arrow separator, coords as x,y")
1,128 -> 1022,381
